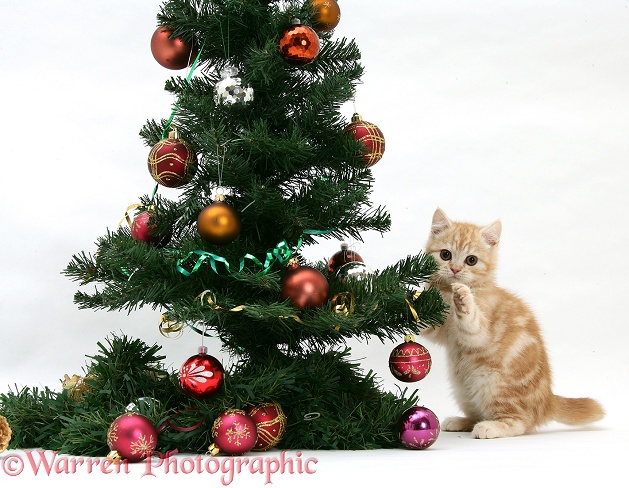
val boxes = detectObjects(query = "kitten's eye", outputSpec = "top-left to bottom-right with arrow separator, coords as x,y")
440,250 -> 452,261
465,255 -> 478,266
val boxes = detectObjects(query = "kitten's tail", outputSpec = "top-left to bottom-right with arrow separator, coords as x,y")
552,395 -> 605,425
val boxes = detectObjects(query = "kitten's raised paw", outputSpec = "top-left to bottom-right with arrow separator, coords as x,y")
451,283 -> 473,315
442,416 -> 475,432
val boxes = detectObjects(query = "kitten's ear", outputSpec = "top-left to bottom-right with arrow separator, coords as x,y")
431,208 -> 452,235
482,220 -> 502,247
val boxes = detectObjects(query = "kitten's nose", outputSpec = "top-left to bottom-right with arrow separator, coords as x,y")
450,268 -> 460,275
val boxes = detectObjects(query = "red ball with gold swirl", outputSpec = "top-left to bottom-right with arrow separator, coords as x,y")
246,401 -> 287,451
389,335 -> 432,382
147,128 -> 198,188
343,113 -> 385,167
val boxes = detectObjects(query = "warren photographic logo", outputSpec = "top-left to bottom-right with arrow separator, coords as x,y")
1,449 -> 318,485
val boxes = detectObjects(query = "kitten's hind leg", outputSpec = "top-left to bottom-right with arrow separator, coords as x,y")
472,419 -> 527,439
442,416 -> 476,432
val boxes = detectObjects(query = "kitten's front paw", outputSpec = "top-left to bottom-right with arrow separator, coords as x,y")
442,416 -> 475,432
451,283 -> 473,315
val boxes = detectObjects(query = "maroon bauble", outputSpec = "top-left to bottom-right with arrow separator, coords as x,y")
327,242 -> 364,273
130,210 -> 171,247
279,19 -> 320,66
150,26 -> 197,70
208,409 -> 258,456
245,401 -> 287,451
281,261 -> 329,310
106,413 -> 158,463
179,346 -> 225,399
343,113 -> 385,167
398,406 -> 440,450
148,128 -> 198,188
389,335 -> 432,383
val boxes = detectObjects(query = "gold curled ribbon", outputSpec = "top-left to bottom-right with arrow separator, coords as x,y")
331,292 -> 355,317
159,314 -> 185,338
404,290 -> 422,324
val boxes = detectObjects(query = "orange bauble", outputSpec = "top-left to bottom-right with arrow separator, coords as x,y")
311,0 -> 341,32
279,19 -> 320,66
196,196 -> 241,245
150,26 -> 197,70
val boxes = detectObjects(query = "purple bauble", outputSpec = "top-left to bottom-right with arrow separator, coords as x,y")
398,406 -> 440,450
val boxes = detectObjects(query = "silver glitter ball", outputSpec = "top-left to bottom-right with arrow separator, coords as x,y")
214,66 -> 254,105
336,261 -> 374,282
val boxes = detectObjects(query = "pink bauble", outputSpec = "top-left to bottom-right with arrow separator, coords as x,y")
398,406 -> 440,450
106,413 -> 158,463
130,210 -> 171,247
388,335 -> 432,382
179,346 -> 225,399
209,409 -> 257,456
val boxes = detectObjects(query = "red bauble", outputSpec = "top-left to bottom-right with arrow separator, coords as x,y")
281,261 -> 329,310
106,413 -> 157,463
130,210 -> 171,247
279,19 -> 320,66
343,113 -> 385,167
389,335 -> 432,383
150,26 -> 197,70
398,406 -> 440,450
209,409 -> 257,456
327,242 -> 364,273
148,128 -> 198,188
179,346 -> 225,399
246,401 -> 287,451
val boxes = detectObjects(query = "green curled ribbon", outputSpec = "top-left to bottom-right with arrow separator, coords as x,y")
175,229 -> 334,278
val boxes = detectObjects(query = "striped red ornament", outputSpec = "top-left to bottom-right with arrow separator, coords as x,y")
246,401 -> 287,451
343,112 -> 385,167
389,335 -> 432,383
147,127 -> 198,188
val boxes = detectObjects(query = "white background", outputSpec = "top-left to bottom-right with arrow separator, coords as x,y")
1,1 -> 627,487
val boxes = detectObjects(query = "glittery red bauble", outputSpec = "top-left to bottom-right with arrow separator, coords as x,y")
148,130 -> 198,188
389,335 -> 432,383
279,21 -> 320,66
398,406 -> 440,450
130,210 -> 171,247
281,263 -> 329,310
209,409 -> 257,456
246,401 -> 287,451
150,26 -> 197,70
311,0 -> 341,32
343,113 -> 385,167
179,346 -> 225,399
106,413 -> 158,463
327,242 -> 364,273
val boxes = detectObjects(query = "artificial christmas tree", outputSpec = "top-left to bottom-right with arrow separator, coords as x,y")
0,0 -> 446,456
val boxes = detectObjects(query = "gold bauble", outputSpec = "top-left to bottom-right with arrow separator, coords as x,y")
311,0 -> 341,32
197,198 -> 241,245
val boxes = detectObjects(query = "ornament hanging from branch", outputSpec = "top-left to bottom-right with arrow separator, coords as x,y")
281,258 -> 329,310
214,66 -> 254,105
311,0 -> 341,32
147,126 -> 198,188
279,18 -> 320,66
343,113 -> 386,167
179,345 -> 225,399
150,26 -> 197,70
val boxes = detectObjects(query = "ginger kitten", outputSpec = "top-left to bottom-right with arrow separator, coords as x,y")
422,208 -> 604,439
